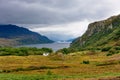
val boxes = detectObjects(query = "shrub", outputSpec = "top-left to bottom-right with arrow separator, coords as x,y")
0,52 -> 12,56
41,48 -> 53,53
114,46 -> 120,50
68,48 -> 77,53
33,51 -> 43,55
109,48 -> 119,54
101,46 -> 112,52
106,48 -> 119,56
56,48 -> 70,55
15,51 -> 29,56
0,47 -> 53,56
83,60 -> 90,64
87,47 -> 101,51
46,70 -> 52,75
96,62 -> 115,66
106,53 -> 113,56
14,68 -> 25,72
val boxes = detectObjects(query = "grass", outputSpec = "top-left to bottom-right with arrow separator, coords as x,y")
0,51 -> 120,79
0,72 -> 120,80
0,74 -> 64,80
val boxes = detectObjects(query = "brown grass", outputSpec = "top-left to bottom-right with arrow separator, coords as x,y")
0,52 -> 120,79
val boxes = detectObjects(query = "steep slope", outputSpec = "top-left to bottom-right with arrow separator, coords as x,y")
0,24 -> 54,46
70,14 -> 120,49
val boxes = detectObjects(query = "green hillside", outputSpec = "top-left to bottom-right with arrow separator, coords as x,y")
70,14 -> 120,49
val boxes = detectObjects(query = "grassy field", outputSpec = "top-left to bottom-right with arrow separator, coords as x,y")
0,51 -> 120,80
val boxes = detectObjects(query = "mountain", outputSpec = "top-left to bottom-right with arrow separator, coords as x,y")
66,38 -> 75,43
56,38 -> 75,43
0,24 -> 54,46
70,14 -> 120,49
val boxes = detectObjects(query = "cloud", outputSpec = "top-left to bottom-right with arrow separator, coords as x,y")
0,0 -> 120,40
29,20 -> 90,40
0,0 -> 120,24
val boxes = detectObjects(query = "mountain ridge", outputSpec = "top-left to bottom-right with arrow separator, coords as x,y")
0,24 -> 54,46
70,14 -> 120,49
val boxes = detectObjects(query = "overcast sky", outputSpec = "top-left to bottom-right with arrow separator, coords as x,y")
0,0 -> 120,41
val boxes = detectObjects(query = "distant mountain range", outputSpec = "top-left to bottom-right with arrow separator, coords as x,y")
56,38 -> 75,43
0,24 -> 54,46
70,14 -> 120,49
66,38 -> 75,42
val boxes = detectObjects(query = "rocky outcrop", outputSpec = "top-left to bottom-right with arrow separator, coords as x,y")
70,14 -> 120,49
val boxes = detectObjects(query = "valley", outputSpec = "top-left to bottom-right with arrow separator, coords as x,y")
0,13 -> 120,80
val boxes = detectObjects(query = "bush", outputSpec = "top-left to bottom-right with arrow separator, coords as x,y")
86,47 -> 101,51
83,60 -> 90,64
96,62 -> 115,66
109,48 -> 119,54
114,46 -> 120,50
33,51 -> 43,55
106,48 -> 119,56
41,48 -> 53,53
106,53 -> 113,56
15,51 -> 29,56
56,48 -> 70,55
0,70 -> 11,73
0,52 -> 12,56
0,47 -> 53,56
14,68 -> 24,72
101,46 -> 112,52
47,70 -> 52,75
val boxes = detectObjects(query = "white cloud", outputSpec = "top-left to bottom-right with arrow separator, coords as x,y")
29,20 -> 90,40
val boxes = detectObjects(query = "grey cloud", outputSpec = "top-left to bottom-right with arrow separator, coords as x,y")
0,0 -> 119,24
40,32 -> 74,41
1,0 -> 120,41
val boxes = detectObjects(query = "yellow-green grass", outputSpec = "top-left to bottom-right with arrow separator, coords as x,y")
0,52 -> 120,80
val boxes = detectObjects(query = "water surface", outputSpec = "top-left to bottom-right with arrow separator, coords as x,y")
18,42 -> 70,51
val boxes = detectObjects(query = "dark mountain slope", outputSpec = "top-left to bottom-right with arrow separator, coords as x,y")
0,24 -> 54,46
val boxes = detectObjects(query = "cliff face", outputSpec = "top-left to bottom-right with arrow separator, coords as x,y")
0,24 -> 54,46
70,15 -> 120,49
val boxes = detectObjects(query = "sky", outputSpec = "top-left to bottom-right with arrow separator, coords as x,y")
0,0 -> 120,41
